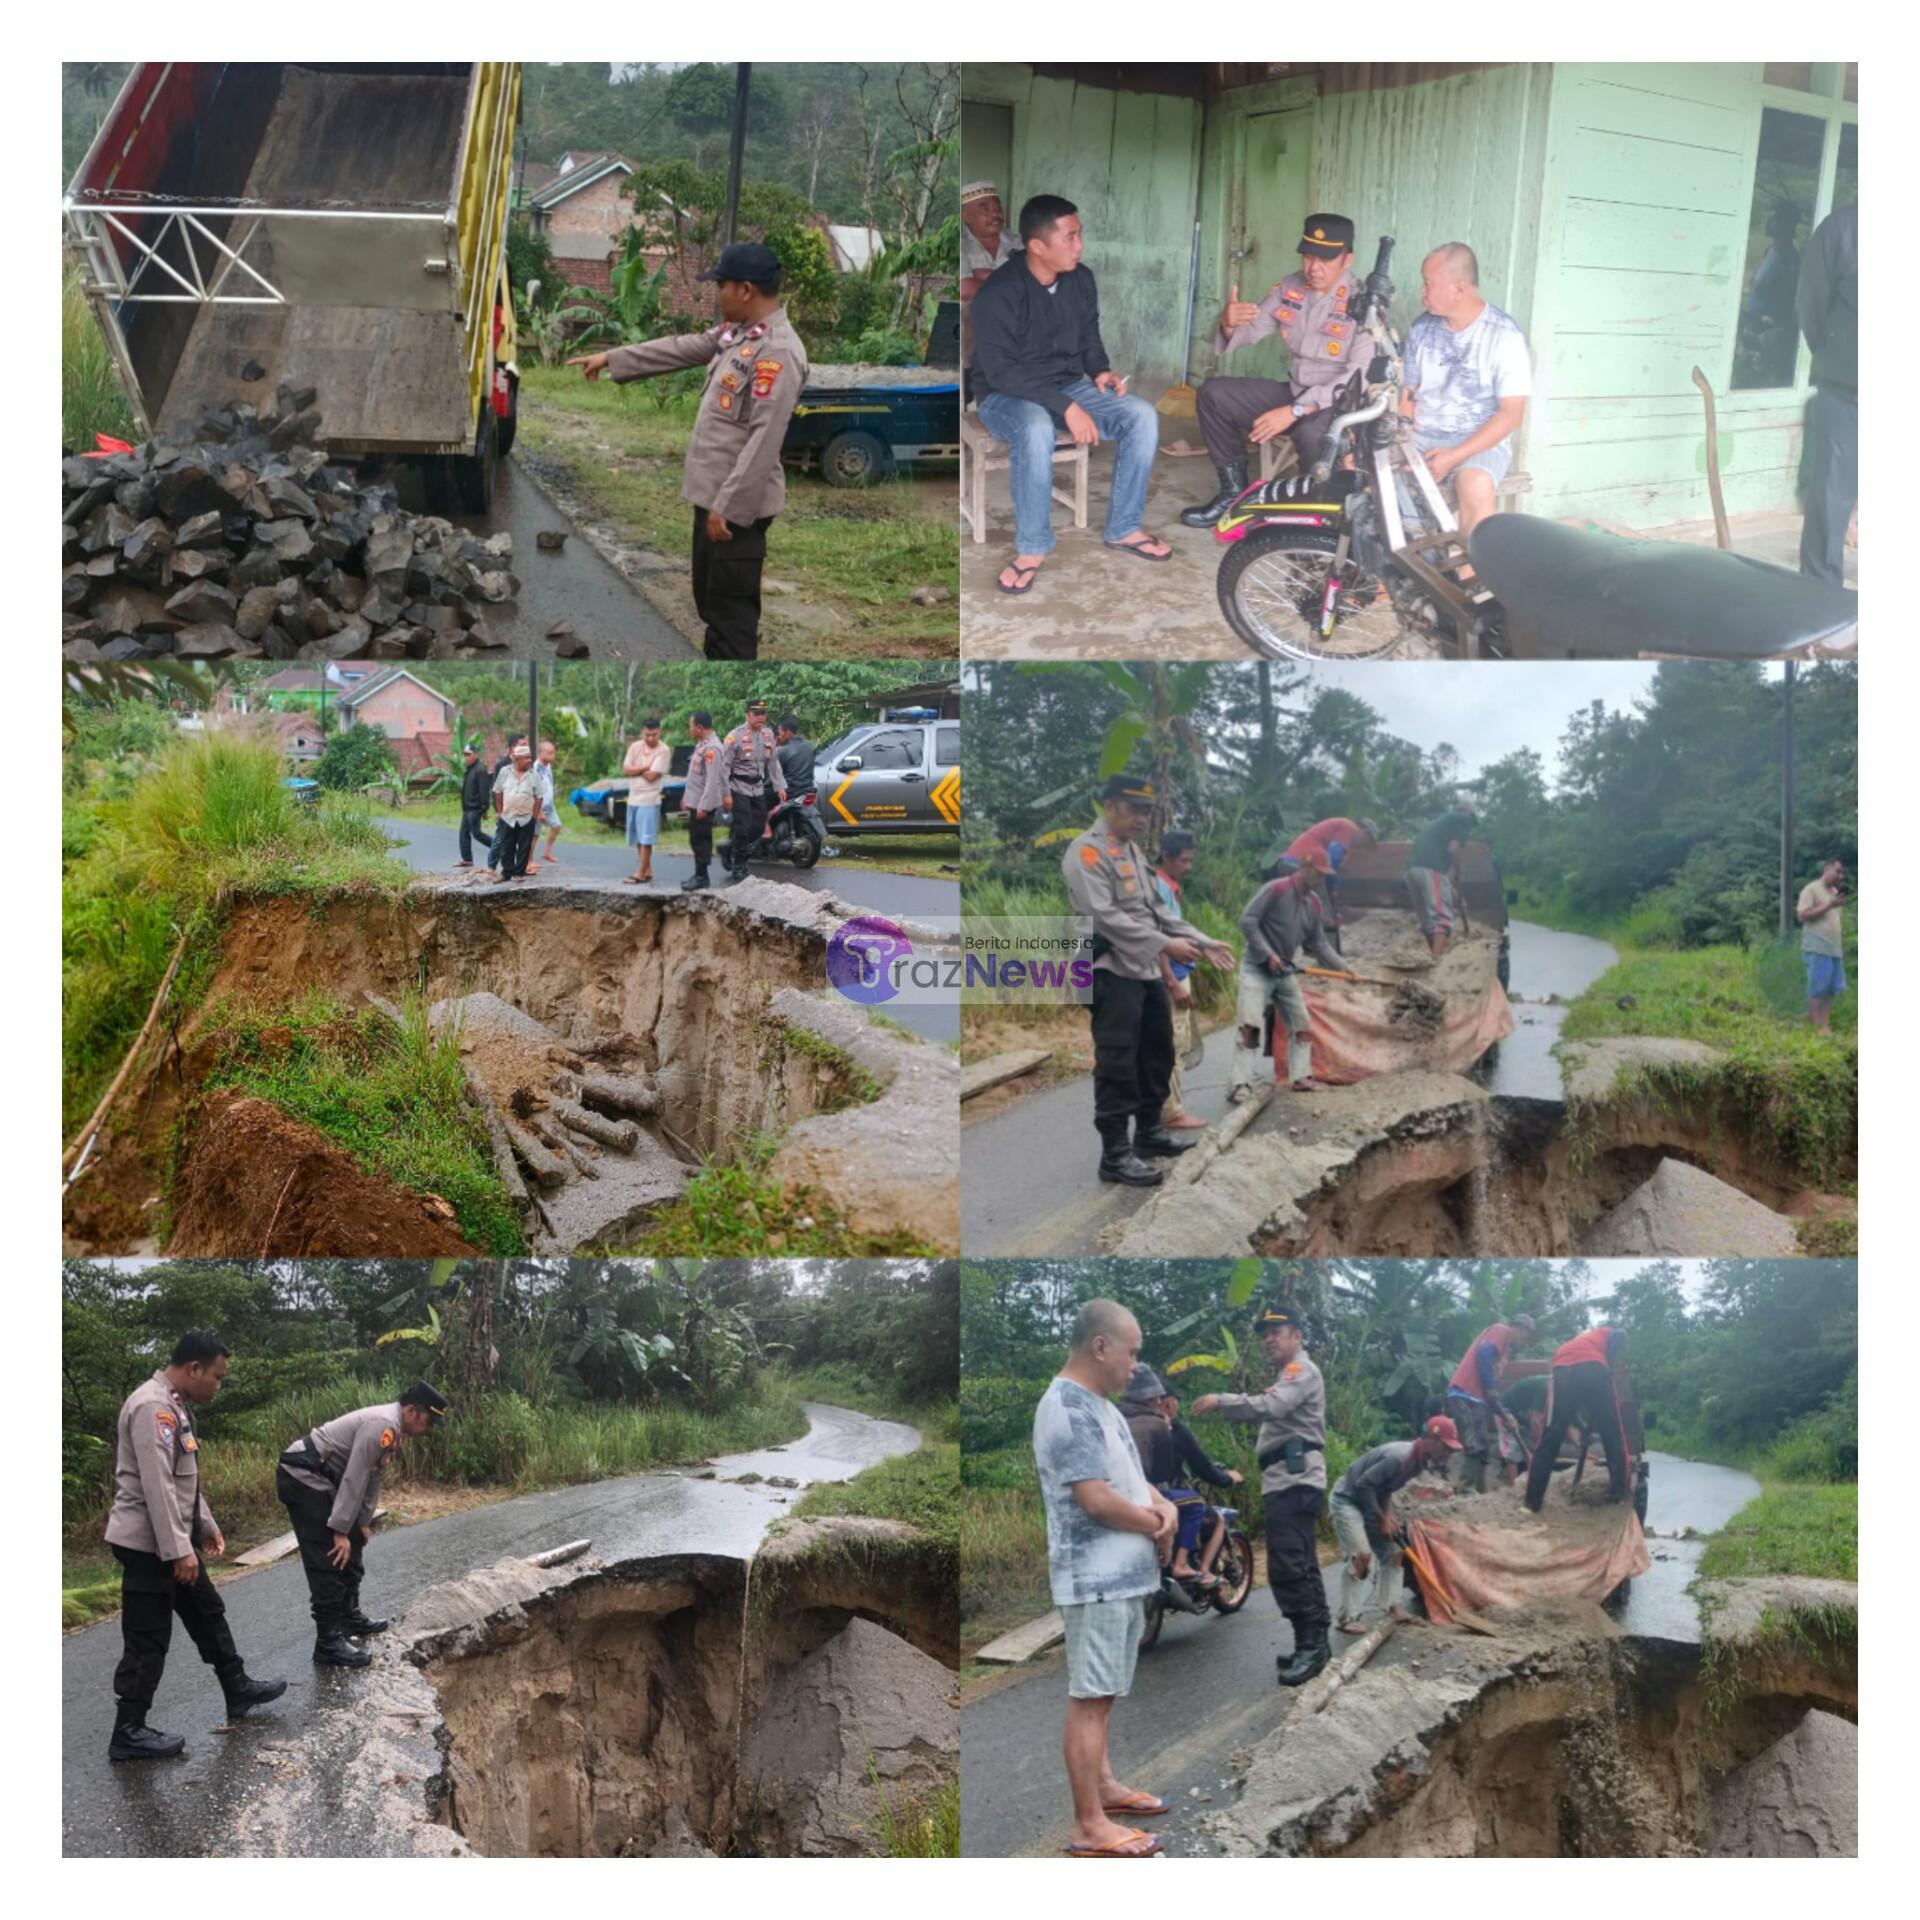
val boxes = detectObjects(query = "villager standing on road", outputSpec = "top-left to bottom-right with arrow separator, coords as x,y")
1192,1306 -> 1332,1687
531,738 -> 562,872
1061,776 -> 1235,1189
1796,200 -> 1858,589
491,739 -> 543,883
622,716 -> 671,887
1405,803 -> 1479,958
456,742 -> 493,868
1229,863 -> 1351,1100
679,711 -> 725,892
1525,1328 -> 1632,1511
1329,1415 -> 1461,1634
1798,856 -> 1849,1032
275,1383 -> 448,1669
487,733 -> 528,875
1151,831 -> 1208,1133
104,1330 -> 287,1761
1444,1313 -> 1536,1494
569,242 -> 808,660
717,699 -> 788,886
1032,1300 -> 1180,1859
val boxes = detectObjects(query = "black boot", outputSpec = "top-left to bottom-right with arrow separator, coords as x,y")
109,1701 -> 186,1762
1133,1126 -> 1196,1158
220,1669 -> 289,1717
1180,461 -> 1249,528
1276,1624 -> 1331,1688
722,866 -> 748,886
343,1611 -> 390,1637
1098,1146 -> 1165,1188
313,1632 -> 373,1669
681,873 -> 710,892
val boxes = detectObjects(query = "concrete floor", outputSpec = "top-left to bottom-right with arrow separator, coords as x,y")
961,441 -> 1860,660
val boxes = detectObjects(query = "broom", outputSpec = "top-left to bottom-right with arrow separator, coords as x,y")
1157,221 -> 1203,419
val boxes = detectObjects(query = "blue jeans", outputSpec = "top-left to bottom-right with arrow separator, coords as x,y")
978,378 -> 1159,555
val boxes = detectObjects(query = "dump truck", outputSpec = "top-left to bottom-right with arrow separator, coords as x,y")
64,62 -> 521,511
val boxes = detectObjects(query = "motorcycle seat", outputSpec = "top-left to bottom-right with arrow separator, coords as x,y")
1469,515 -> 1856,660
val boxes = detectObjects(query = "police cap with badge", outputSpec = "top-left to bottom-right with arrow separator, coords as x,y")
1298,215 -> 1356,261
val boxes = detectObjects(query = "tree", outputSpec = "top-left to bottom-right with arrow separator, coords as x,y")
314,723 -> 398,792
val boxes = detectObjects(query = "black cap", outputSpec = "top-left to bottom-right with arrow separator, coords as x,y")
1254,1306 -> 1300,1332
1299,214 -> 1356,261
699,241 -> 782,290
401,1381 -> 450,1425
746,698 -> 768,714
1100,773 -> 1155,804
1126,1362 -> 1168,1400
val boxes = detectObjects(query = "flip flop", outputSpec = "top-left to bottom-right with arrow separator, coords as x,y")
1164,1112 -> 1207,1131
1107,536 -> 1172,562
1066,1827 -> 1164,1857
997,562 -> 1043,594
1101,1792 -> 1170,1817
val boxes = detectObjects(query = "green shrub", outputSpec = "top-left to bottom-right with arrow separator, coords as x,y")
63,267 -> 136,449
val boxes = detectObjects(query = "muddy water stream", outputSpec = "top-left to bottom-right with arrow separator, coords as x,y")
1476,922 -> 1618,1101
1616,1450 -> 1761,1640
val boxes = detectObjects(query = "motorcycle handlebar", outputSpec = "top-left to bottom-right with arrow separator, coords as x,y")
1309,386 -> 1394,486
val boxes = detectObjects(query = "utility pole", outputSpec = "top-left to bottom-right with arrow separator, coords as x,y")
721,64 -> 752,246
1779,662 -> 1797,938
528,661 -> 539,760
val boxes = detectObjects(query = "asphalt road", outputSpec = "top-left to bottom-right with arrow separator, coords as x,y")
962,1562 -> 1344,1858
426,455 -> 692,660
962,1026 -> 1237,1255
377,814 -> 960,1045
64,1403 -> 917,1858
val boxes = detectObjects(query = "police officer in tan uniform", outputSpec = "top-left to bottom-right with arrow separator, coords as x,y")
679,710 -> 726,891
1061,774 -> 1234,1188
276,1382 -> 447,1669
717,697 -> 788,885
1183,214 -> 1366,527
570,241 -> 808,660
1192,1306 -> 1333,1686
104,1329 -> 286,1761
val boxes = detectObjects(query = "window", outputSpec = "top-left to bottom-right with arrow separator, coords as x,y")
1730,108 -> 1823,391
1833,120 -> 1857,211
851,729 -> 922,771
935,726 -> 960,767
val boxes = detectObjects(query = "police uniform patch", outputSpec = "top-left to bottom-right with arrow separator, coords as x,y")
1079,846 -> 1101,867
752,359 -> 782,398
155,1410 -> 177,1448
719,371 -> 742,391
717,393 -> 734,412
1326,341 -> 1342,357
181,1430 -> 198,1452
380,1428 -> 395,1450
1283,1363 -> 1304,1378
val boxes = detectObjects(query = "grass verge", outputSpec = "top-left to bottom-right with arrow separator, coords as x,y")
959,1485 -> 1051,1654
516,367 -> 957,658
1696,1482 -> 1858,1582
1558,944 -> 1857,1189
194,994 -> 523,1254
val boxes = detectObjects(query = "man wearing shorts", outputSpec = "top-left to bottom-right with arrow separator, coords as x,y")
1797,857 -> 1849,1030
1405,803 -> 1479,958
1401,244 -> 1531,552
622,717 -> 670,886
1032,1299 -> 1178,1859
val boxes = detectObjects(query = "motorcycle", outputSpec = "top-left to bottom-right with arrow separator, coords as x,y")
759,791 -> 825,869
1138,1502 -> 1257,1651
1213,237 -> 1858,665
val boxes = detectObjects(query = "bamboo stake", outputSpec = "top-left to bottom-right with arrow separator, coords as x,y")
62,933 -> 189,1180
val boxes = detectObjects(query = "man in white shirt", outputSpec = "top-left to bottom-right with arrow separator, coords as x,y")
1400,242 -> 1531,548
960,181 -> 1021,301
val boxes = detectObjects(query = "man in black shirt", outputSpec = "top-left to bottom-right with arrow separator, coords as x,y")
970,194 -> 1171,595
1796,200 -> 1858,589
456,742 -> 493,867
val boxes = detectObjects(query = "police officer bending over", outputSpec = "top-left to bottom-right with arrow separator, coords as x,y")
1061,774 -> 1234,1189
570,241 -> 809,660
104,1330 -> 286,1761
276,1383 -> 448,1669
1183,213 -> 1365,528
1193,1306 -> 1333,1687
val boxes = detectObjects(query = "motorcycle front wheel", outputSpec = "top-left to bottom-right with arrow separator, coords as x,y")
784,830 -> 822,870
1210,1531 -> 1257,1614
1217,527 -> 1412,663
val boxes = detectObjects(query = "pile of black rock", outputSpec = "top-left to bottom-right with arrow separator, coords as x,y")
62,385 -> 519,663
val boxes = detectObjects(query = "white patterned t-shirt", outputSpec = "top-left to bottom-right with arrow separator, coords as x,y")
1404,301 -> 1532,441
1032,1376 -> 1158,1608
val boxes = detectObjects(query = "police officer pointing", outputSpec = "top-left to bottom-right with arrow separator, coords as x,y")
104,1330 -> 286,1761
1183,213 -> 1365,527
275,1383 -> 448,1669
570,241 -> 809,659
1061,774 -> 1234,1188
1193,1307 -> 1333,1686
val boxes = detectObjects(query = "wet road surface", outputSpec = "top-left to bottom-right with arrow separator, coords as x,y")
395,455 -> 692,661
962,1451 -> 1758,1856
63,1403 -> 917,1857
1475,921 -> 1618,1101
